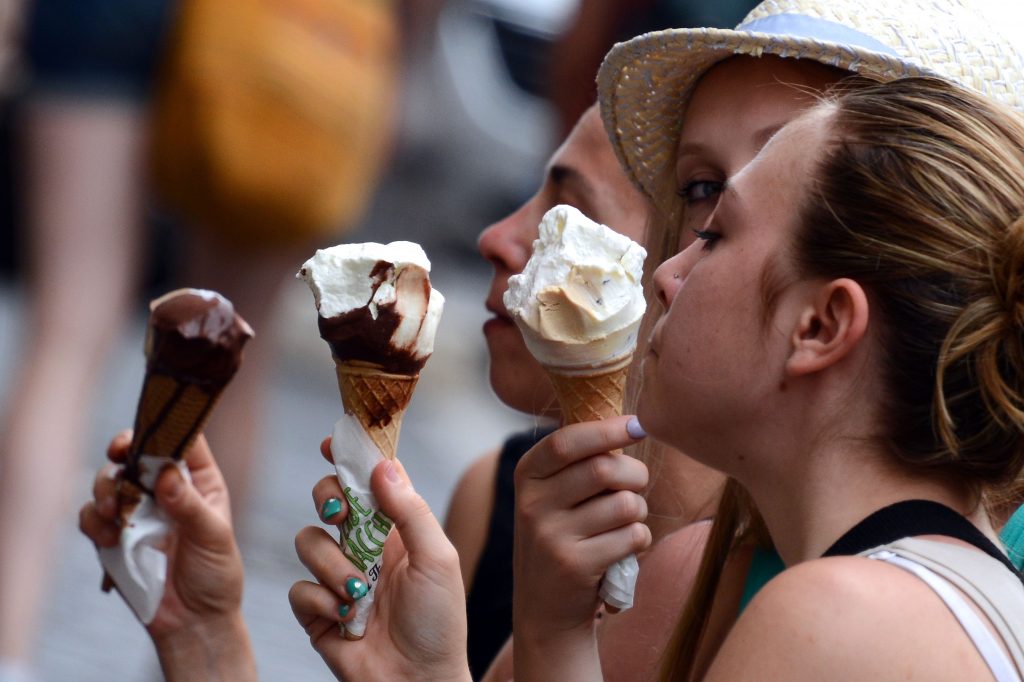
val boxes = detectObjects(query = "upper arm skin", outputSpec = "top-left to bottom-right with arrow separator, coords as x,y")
444,449 -> 500,594
702,556 -> 997,681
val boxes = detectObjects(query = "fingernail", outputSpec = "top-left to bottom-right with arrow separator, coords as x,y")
320,498 -> 343,521
338,603 -> 351,618
383,461 -> 401,483
346,577 -> 368,600
626,416 -> 647,439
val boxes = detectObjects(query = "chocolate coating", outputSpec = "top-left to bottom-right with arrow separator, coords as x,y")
147,289 -> 254,384
318,261 -> 430,375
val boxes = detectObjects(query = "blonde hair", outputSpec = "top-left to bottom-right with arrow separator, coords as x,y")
801,77 -> 1024,491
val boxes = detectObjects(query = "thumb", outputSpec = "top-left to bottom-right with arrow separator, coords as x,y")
370,459 -> 447,563
154,465 -> 229,549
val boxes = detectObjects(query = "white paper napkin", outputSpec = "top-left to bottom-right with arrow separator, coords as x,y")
99,455 -> 190,624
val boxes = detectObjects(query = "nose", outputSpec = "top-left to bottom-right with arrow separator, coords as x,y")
477,201 -> 536,276
652,243 -> 700,309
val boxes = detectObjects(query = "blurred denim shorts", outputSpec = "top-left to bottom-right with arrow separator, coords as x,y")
25,0 -> 176,100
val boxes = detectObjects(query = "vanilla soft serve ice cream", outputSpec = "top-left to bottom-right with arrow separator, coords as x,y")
297,241 -> 444,374
504,204 -> 646,369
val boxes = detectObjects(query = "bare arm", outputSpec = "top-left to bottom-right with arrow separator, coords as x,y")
444,449 -> 500,593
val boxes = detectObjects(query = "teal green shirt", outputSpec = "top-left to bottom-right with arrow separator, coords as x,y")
738,547 -> 785,613
1001,504 -> 1024,571
737,508 -> 1024,615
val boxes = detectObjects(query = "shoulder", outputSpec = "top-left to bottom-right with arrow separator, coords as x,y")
703,556 -> 994,681
444,447 -> 501,591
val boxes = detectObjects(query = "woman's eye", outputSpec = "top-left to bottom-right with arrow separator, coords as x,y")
678,179 -> 724,204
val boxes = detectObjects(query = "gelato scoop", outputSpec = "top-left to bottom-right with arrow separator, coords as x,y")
297,241 -> 444,375
503,204 -> 646,370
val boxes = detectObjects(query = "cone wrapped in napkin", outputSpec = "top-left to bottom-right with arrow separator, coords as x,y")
101,288 -> 253,622
504,204 -> 646,611
298,241 -> 444,638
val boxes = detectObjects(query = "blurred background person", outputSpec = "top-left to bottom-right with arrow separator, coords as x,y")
0,1 -> 178,677
0,0 -> 406,678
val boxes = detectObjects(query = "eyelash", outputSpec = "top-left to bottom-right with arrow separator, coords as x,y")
692,229 -> 721,250
677,179 -> 724,205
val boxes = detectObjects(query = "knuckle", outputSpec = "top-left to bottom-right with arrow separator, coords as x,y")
629,458 -> 650,490
629,522 -> 652,552
587,455 -> 612,486
77,504 -> 92,532
434,541 -> 461,570
614,491 -> 643,521
547,430 -> 575,466
294,525 -> 320,553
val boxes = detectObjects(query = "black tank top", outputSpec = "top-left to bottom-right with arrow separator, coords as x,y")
465,426 -> 554,680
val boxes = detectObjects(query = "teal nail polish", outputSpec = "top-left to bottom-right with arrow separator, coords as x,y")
320,498 -> 342,520
338,603 -> 351,618
346,577 -> 368,600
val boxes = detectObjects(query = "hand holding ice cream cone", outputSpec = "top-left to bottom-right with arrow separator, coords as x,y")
101,288 -> 253,623
298,241 -> 444,639
505,204 -> 647,611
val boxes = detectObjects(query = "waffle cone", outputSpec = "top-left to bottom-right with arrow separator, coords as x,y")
116,371 -> 225,512
334,361 -> 419,459
545,354 -> 632,425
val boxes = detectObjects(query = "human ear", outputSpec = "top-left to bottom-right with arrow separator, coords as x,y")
784,278 -> 869,377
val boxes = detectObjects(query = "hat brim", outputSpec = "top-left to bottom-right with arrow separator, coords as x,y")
597,26 -> 929,209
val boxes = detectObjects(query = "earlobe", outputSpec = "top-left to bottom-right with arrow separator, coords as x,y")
785,279 -> 869,377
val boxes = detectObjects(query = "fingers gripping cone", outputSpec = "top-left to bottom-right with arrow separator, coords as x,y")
334,360 -> 419,460
122,375 -> 221,495
546,355 -> 636,614
503,205 -> 649,615
333,361 -> 419,641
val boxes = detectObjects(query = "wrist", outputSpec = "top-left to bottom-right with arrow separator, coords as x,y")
513,617 -> 600,682
152,611 -> 256,682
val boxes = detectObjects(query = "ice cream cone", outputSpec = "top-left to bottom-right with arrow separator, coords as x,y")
334,360 -> 419,460
545,354 -> 632,426
131,373 -> 223,461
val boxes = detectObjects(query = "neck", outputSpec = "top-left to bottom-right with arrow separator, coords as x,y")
744,437 -> 977,565
642,442 -> 724,540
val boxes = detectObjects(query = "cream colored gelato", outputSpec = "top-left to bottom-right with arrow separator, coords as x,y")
504,204 -> 647,369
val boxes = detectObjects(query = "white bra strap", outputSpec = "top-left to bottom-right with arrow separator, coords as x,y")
869,550 -> 1022,682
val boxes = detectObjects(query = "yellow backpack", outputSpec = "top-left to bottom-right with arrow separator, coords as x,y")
150,0 -> 399,247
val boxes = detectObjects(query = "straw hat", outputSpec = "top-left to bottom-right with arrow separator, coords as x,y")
597,0 -> 1024,209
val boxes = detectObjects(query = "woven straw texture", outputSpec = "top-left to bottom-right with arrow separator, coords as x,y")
335,362 -> 419,459
597,0 -> 1024,210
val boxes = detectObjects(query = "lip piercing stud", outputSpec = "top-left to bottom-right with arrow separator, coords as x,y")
673,273 -> 681,279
